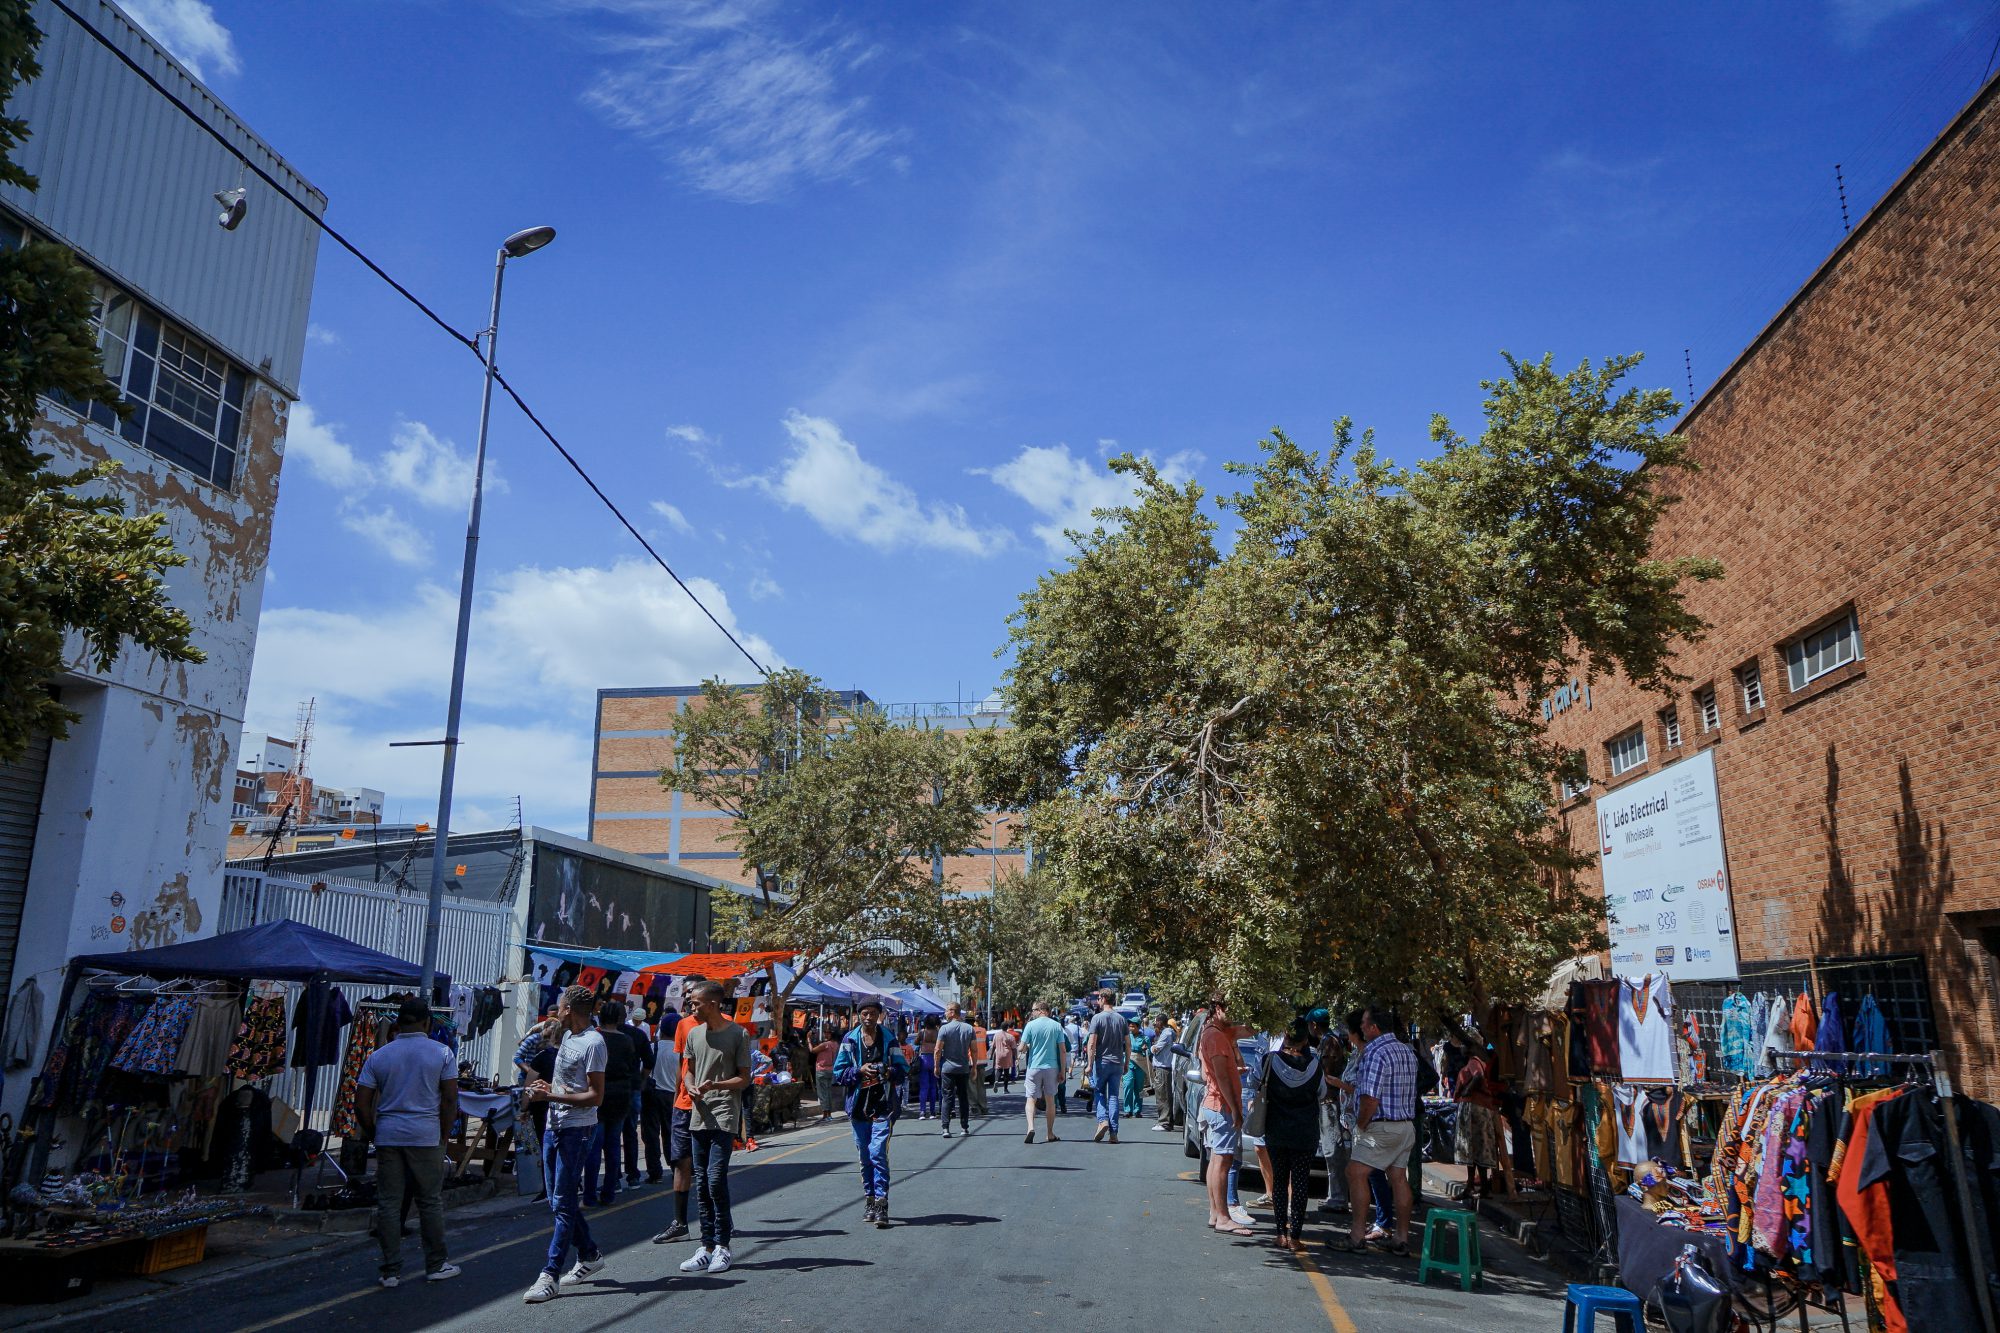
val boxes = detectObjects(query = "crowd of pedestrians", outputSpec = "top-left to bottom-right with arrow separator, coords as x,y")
357,972 -> 1446,1304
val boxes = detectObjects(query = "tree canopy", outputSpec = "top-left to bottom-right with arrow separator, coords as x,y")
664,670 -> 987,1011
0,0 -> 201,762
978,353 -> 1720,1027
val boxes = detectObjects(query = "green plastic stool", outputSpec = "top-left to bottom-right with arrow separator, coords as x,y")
1415,1207 -> 1483,1291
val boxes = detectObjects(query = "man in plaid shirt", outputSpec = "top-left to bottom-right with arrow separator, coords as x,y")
1333,1004 -> 1417,1257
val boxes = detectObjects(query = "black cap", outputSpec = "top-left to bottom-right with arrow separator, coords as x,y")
397,996 -> 432,1027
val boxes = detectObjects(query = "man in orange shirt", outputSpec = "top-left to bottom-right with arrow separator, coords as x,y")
648,975 -> 708,1247
968,1017 -> 990,1116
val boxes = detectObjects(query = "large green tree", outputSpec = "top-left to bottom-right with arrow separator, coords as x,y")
981,866 -> 1205,1015
665,670 -> 986,1023
980,354 -> 1720,1027
0,0 -> 201,762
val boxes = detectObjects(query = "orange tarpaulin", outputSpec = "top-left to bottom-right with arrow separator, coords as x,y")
638,950 -> 794,980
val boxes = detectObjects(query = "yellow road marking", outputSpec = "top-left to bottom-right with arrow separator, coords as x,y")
230,1133 -> 838,1333
1293,1246 -> 1361,1333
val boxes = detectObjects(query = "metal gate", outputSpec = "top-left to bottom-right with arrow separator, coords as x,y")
219,869 -> 512,1124
0,728 -> 53,1026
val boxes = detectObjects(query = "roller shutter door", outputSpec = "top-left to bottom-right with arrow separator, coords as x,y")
0,729 -> 52,999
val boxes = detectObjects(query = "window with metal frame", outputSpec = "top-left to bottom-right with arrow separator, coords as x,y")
1696,686 -> 1720,733
1786,612 -> 1862,691
1606,727 -> 1648,777
1559,750 -> 1590,802
1660,706 -> 1682,749
5,209 -> 248,491
1739,660 -> 1765,713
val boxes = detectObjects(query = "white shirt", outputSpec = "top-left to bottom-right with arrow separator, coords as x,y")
1612,1084 -> 1651,1165
1617,973 -> 1676,1083
549,1028 -> 607,1129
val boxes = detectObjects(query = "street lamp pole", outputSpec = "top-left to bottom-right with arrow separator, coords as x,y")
418,225 -> 557,999
986,813 -> 999,1018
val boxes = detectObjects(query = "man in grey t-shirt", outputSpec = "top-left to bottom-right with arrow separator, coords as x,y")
1086,990 -> 1132,1143
523,985 -> 608,1303
934,1004 -> 976,1138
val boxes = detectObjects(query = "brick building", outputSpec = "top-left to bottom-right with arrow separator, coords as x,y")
1543,75 -> 2000,1095
588,686 -> 1022,892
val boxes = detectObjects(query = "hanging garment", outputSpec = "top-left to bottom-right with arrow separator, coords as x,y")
3,977 -> 43,1069
1640,1087 -> 1686,1168
1612,1083 -> 1651,1165
174,994 -> 245,1076
1814,993 -> 1846,1070
1719,991 -> 1754,1077
1850,995 -> 1890,1077
111,992 -> 199,1075
226,994 -> 288,1080
470,986 -> 504,1037
1757,995 -> 1793,1076
448,984 -> 474,1033
1834,1087 -> 1913,1333
290,987 -> 354,1067
1574,980 -> 1622,1078
1617,974 -> 1675,1083
1788,991 -> 1818,1053
1748,992 -> 1770,1068
330,1011 -> 387,1139
1854,1090 -> 2000,1332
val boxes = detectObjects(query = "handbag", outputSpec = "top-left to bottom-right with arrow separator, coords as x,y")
1652,1244 -> 1730,1333
1243,1063 -> 1271,1139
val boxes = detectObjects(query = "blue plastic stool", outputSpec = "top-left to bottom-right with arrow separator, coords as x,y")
1561,1284 -> 1643,1333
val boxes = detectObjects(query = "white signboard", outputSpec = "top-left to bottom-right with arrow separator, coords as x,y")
1595,749 -> 1740,981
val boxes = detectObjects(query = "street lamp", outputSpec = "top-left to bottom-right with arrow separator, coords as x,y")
416,225 -> 558,998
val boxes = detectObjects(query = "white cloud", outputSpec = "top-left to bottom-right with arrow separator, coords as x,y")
748,574 -> 782,601
285,403 -> 372,492
121,0 -> 239,80
246,556 -> 783,835
981,442 -> 1199,556
665,424 -> 711,445
763,412 -> 1009,556
380,420 -> 488,510
340,506 -> 432,567
306,324 -> 342,348
556,0 -> 900,202
649,500 -> 695,536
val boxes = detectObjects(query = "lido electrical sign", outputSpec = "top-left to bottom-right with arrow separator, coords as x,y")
1594,748 -> 1741,982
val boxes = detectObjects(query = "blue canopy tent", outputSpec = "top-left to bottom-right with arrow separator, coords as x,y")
46,920 -> 439,1194
893,988 -> 947,1016
770,964 -> 855,1006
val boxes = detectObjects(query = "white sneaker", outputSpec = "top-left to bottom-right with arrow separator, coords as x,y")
378,1275 -> 400,1289
678,1246 -> 713,1273
559,1256 -> 605,1285
523,1274 -> 559,1303
707,1245 -> 733,1274
1152,1124 -> 1172,1132
426,1263 -> 462,1282
1229,1205 -> 1255,1227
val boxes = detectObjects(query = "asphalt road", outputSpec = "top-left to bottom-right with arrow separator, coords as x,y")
37,1095 -> 1573,1332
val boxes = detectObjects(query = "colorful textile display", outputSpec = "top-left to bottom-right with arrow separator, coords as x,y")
226,994 -> 287,1081
110,993 -> 198,1075
330,1008 -> 389,1139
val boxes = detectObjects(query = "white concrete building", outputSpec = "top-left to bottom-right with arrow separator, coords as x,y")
0,0 -> 322,1107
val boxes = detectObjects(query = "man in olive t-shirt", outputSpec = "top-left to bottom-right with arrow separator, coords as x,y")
676,981 -> 752,1276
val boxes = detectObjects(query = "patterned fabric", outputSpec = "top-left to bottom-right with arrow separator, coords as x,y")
331,1012 -> 389,1139
111,994 -> 198,1075
1720,991 -> 1754,1076
226,995 -> 288,1081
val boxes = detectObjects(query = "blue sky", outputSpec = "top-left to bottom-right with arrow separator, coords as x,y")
119,0 -> 1999,835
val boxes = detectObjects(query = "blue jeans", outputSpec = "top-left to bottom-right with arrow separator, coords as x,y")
852,1114 -> 893,1199
582,1099 -> 629,1204
542,1125 -> 600,1278
689,1129 -> 734,1249
1369,1167 -> 1392,1231
1092,1058 -> 1125,1134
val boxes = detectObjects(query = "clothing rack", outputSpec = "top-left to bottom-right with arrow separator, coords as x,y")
1768,1049 -> 1997,1333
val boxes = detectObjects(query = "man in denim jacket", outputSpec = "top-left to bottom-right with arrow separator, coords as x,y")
832,998 -> 909,1228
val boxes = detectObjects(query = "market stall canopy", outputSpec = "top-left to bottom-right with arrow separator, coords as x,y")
528,944 -> 687,972
821,973 -> 903,1009
770,964 -> 856,1004
894,988 -> 947,1015
70,919 -> 431,985
639,950 -> 794,980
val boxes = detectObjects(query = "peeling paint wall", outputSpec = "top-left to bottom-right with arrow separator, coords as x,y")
0,5 -> 320,1118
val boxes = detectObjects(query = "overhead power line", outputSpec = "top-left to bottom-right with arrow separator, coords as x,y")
45,0 -> 770,677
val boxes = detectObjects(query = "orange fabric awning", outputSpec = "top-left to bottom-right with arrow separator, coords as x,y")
639,950 -> 794,980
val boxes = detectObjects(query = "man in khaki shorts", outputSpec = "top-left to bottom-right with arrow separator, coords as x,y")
1018,1000 -> 1066,1143
1331,1004 -> 1418,1258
